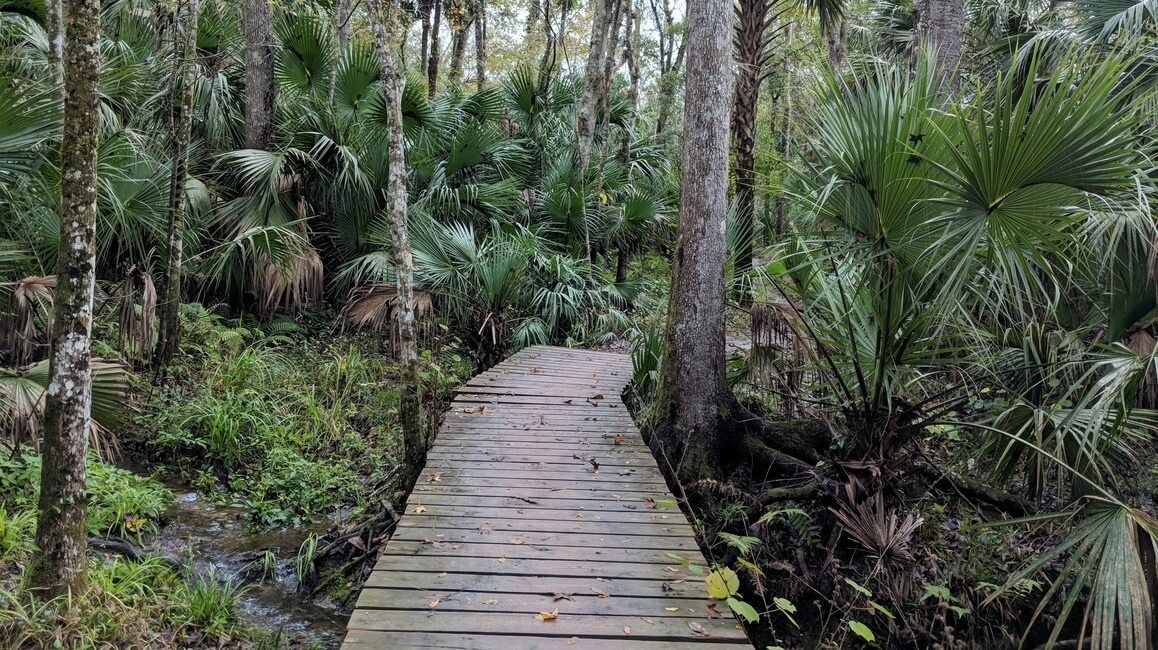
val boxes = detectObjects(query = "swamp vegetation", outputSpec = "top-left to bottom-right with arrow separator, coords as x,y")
1,0 -> 1157,647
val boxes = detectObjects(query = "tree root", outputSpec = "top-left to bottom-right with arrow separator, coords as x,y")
88,536 -> 184,574
759,482 -> 818,505
919,467 -> 1036,516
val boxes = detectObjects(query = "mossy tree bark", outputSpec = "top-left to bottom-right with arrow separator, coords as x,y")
155,0 -> 200,372
242,0 -> 274,149
916,0 -> 965,90
473,0 -> 486,90
367,0 -> 424,489
576,0 -> 614,175
646,0 -> 733,485
427,0 -> 441,96
28,0 -> 102,598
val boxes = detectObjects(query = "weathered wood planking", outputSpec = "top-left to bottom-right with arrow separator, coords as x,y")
343,346 -> 753,649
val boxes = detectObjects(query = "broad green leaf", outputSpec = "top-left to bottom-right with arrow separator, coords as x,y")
868,600 -> 895,619
727,596 -> 759,623
844,577 -> 872,597
848,620 -> 876,643
705,567 -> 740,599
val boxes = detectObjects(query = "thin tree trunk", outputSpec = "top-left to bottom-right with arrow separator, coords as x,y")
448,5 -> 471,87
338,0 -> 353,51
242,0 -> 275,149
46,0 -> 63,89
615,247 -> 629,283
419,0 -> 432,68
525,0 -> 541,36
473,0 -> 486,90
773,25 -> 793,236
595,0 -> 624,165
27,0 -> 102,598
625,1 -> 640,112
647,0 -> 732,483
916,0 -> 965,90
155,0 -> 200,371
576,0 -> 613,175
427,0 -> 441,95
654,33 -> 685,136
538,0 -> 557,78
367,0 -> 423,489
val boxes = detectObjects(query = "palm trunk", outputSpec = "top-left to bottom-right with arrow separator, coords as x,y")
731,0 -> 770,302
615,246 -> 629,283
28,0 -> 102,598
826,18 -> 847,71
242,0 -> 275,149
916,0 -> 965,90
647,0 -> 733,483
427,0 -> 441,96
419,0 -> 432,68
367,0 -> 423,489
155,0 -> 200,371
473,0 -> 486,90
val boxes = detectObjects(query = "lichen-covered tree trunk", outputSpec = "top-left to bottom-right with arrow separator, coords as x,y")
473,0 -> 486,90
916,0 -> 965,90
447,4 -> 471,87
826,18 -> 847,70
155,0 -> 200,371
525,0 -> 541,36
427,0 -> 441,96
338,0 -> 353,51
46,0 -> 63,88
242,0 -> 275,149
27,0 -> 102,598
419,0 -> 432,68
367,0 -> 423,488
646,0 -> 733,484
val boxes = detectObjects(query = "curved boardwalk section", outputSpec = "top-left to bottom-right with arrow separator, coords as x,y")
342,345 -> 752,649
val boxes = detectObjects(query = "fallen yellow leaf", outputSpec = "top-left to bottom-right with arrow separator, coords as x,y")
510,538 -> 524,545
536,609 -> 559,621
623,625 -> 632,635
664,607 -> 679,612
590,586 -> 609,598
413,506 -> 427,513
427,596 -> 441,608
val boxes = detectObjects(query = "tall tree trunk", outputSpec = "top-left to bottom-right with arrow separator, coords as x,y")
624,0 -> 640,113
595,0 -> 624,164
826,18 -> 847,70
155,0 -> 200,371
367,0 -> 423,489
576,0 -> 614,175
916,0 -> 965,90
427,0 -> 441,95
46,0 -> 63,88
646,0 -> 732,483
653,33 -> 685,136
473,0 -> 486,90
337,0 -> 353,51
447,2 -> 471,87
773,24 -> 793,236
242,0 -> 274,149
419,0 -> 432,69
526,0 -> 541,36
731,0 -> 772,302
538,0 -> 557,78
27,0 -> 102,598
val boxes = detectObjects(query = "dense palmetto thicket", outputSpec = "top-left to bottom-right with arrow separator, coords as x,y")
1,0 -> 1158,646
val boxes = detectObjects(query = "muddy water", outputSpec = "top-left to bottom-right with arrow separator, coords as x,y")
152,486 -> 347,649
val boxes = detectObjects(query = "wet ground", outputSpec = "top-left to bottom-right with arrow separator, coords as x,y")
151,484 -> 347,649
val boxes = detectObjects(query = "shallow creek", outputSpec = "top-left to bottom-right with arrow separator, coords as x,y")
150,483 -> 348,648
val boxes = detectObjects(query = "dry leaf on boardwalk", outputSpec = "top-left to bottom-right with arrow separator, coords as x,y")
536,609 -> 558,621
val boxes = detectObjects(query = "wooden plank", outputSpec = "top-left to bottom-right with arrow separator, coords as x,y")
346,609 -> 748,640
361,571 -> 709,598
406,495 -> 672,513
411,485 -> 666,501
389,527 -> 700,551
396,517 -> 696,538
343,629 -> 745,649
403,506 -> 694,527
381,541 -> 693,564
369,557 -> 695,580
354,588 -> 711,617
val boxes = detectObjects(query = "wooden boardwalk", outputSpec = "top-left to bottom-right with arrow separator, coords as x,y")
342,346 -> 752,649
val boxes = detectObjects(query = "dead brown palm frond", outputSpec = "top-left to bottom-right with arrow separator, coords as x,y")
3,275 -> 55,365
114,266 -> 157,366
0,359 -> 131,459
750,300 -> 811,415
341,283 -> 435,350
831,484 -> 924,567
256,247 -> 324,318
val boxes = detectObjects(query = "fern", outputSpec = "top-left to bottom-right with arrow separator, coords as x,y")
760,507 -> 822,547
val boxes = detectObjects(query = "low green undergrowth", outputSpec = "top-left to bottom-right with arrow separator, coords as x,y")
139,305 -> 470,527
0,557 -> 277,649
